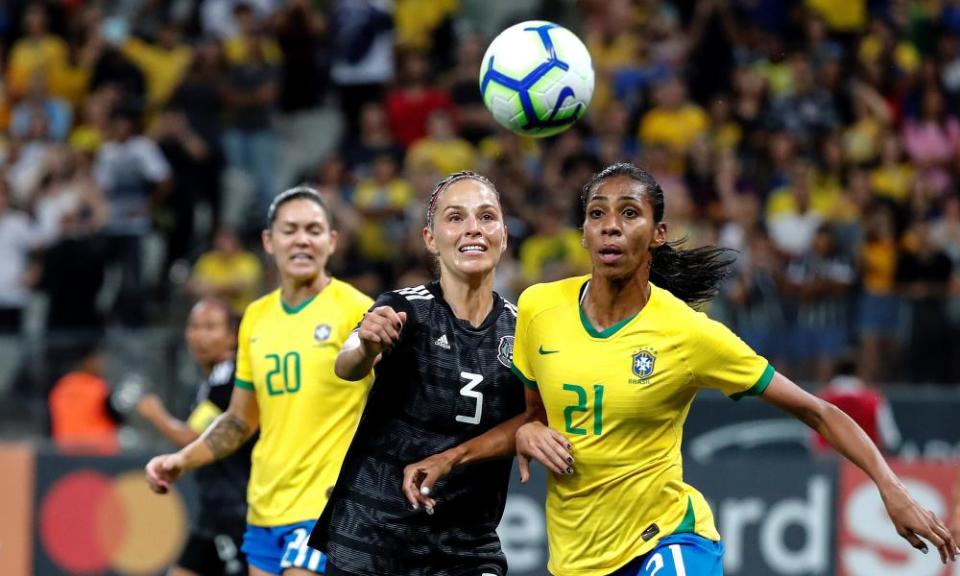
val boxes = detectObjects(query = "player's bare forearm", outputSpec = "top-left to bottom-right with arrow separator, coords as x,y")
763,372 -> 901,490
334,344 -> 378,381
445,413 -> 529,468
145,409 -> 200,448
201,412 -> 254,460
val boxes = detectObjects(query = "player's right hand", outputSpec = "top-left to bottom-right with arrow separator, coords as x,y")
951,509 -> 960,547
516,421 -> 573,483
145,453 -> 186,494
358,306 -> 407,356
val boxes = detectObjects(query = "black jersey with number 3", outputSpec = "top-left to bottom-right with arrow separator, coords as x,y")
308,282 -> 525,576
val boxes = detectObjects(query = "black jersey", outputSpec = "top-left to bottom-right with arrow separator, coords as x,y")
308,282 -> 525,576
189,359 -> 252,533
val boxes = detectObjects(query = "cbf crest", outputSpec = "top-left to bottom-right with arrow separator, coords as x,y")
314,324 -> 332,342
497,336 -> 515,368
630,347 -> 657,384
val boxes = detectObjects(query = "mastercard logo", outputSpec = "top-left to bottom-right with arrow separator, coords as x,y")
39,470 -> 188,574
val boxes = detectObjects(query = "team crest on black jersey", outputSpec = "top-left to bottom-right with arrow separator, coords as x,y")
314,324 -> 332,342
630,347 -> 657,384
497,336 -> 514,368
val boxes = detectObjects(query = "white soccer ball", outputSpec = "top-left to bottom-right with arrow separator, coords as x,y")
479,20 -> 594,138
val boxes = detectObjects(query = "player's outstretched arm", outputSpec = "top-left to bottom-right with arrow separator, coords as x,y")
516,388 -> 573,484
145,386 -> 259,494
403,387 -> 550,512
335,306 -> 407,381
762,371 -> 958,564
137,393 -> 200,448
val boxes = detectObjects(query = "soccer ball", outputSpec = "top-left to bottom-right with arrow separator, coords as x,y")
479,21 -> 594,138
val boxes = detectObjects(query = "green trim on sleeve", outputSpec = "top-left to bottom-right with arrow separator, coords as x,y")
673,496 -> 696,534
234,378 -> 255,391
729,363 -> 775,401
511,364 -> 538,390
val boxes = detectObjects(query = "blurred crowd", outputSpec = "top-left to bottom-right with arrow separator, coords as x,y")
1,0 -> 959,427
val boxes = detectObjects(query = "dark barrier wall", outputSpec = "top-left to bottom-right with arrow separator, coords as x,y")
684,389 -> 960,463
4,434 -> 959,575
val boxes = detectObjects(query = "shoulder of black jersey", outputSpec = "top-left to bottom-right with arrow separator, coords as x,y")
390,283 -> 435,303
372,284 -> 432,323
501,297 -> 518,318
208,359 -> 236,387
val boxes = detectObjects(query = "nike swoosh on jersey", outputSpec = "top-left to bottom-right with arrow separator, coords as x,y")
538,345 -> 559,355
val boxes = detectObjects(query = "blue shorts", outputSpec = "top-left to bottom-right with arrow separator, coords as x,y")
611,533 -> 724,576
242,520 -> 326,574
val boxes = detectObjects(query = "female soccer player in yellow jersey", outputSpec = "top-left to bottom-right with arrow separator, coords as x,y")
146,186 -> 374,576
511,163 -> 958,576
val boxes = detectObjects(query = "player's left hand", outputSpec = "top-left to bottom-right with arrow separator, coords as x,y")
881,483 -> 958,563
402,453 -> 453,514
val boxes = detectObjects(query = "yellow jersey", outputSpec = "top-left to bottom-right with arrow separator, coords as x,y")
235,279 -> 374,526
512,276 -> 773,575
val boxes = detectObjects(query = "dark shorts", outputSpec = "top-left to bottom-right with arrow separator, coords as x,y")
178,525 -> 247,576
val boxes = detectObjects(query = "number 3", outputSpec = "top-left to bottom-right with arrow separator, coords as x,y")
456,371 -> 484,424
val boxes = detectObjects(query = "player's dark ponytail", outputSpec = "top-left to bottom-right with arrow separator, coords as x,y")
581,162 -> 736,305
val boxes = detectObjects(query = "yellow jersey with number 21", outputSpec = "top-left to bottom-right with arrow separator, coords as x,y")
235,279 -> 374,527
512,276 -> 773,576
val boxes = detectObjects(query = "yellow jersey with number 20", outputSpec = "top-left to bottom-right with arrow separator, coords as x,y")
235,279 -> 374,527
512,276 -> 773,576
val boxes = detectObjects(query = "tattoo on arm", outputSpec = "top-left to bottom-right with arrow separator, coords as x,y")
202,414 -> 250,459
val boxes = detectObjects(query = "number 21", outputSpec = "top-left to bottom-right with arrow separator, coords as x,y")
563,383 -> 604,435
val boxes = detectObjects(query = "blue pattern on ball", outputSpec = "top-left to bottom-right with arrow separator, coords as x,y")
480,23 -> 583,131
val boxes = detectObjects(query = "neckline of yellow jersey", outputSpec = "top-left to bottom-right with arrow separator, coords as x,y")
577,279 -> 656,339
279,279 -> 335,315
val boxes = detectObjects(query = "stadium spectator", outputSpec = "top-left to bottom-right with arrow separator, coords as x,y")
153,106 -> 213,274
0,178 -> 44,334
897,219 -> 954,383
94,107 -> 171,326
901,87 -> 960,196
5,4 -> 70,100
812,356 -> 901,455
10,72 -> 72,141
784,224 -> 855,382
121,20 -> 193,112
186,227 -> 263,315
48,342 -> 122,455
275,0 -> 329,114
221,9 -> 280,218
385,49 -> 455,148
353,153 -> 414,284
519,202 -> 591,284
405,109 -> 477,176
858,205 -> 901,382
638,76 -> 708,161
340,102 -> 404,177
330,0 -> 395,134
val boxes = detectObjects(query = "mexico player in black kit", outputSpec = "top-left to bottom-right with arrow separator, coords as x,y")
307,172 -> 532,575
137,298 -> 253,576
